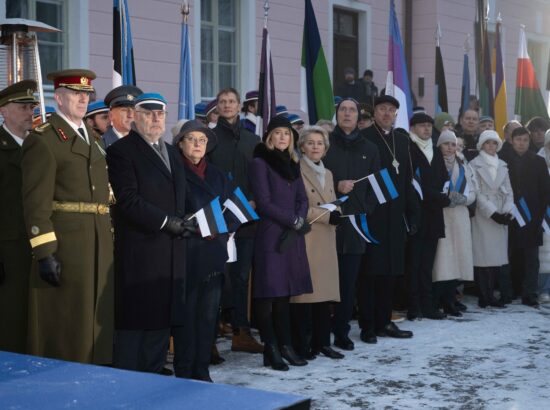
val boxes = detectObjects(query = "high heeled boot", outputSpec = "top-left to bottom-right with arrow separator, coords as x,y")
280,345 -> 307,366
263,344 -> 289,371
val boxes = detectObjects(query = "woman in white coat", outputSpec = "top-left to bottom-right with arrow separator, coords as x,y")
537,130 -> 550,303
470,130 -> 514,308
432,130 -> 476,316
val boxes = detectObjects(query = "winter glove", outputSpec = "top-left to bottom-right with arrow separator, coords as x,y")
452,192 -> 468,206
278,229 -> 298,253
490,212 -> 509,225
329,210 -> 342,226
296,221 -> 311,235
162,216 -> 186,236
182,214 -> 199,238
0,260 -> 5,286
38,255 -> 61,287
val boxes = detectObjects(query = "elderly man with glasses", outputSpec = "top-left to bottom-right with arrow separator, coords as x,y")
107,92 -> 191,375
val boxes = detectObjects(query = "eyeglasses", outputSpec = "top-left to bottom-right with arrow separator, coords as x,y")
136,109 -> 166,119
183,136 -> 208,145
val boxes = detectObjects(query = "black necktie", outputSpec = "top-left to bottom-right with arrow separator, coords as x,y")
77,127 -> 88,143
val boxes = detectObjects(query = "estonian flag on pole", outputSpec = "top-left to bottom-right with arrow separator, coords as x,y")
348,214 -> 379,244
510,197 -> 532,228
542,206 -> 550,235
367,168 -> 399,204
318,196 -> 349,212
194,196 -> 228,237
113,0 -> 136,87
223,187 -> 260,225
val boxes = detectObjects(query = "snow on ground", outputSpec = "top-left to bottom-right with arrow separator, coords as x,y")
208,296 -> 550,409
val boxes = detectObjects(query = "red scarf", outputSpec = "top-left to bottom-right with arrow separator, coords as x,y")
183,156 -> 207,180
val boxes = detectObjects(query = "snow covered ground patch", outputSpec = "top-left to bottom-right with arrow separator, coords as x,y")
210,296 -> 550,409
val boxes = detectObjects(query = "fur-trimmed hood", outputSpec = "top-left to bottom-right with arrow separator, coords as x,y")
253,143 -> 300,181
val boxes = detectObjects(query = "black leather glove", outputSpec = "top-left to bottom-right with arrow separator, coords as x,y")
0,260 -> 5,286
278,229 -> 298,253
162,216 -> 186,236
296,221 -> 311,235
38,255 -> 61,287
408,224 -> 418,236
329,210 -> 342,226
491,212 -> 508,225
182,214 -> 199,238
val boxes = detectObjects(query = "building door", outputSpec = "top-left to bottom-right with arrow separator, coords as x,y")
333,8 -> 359,94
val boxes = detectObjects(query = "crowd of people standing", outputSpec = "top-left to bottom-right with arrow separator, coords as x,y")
1,66 -> 550,384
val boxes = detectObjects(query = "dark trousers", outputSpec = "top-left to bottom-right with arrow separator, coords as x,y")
432,279 -> 459,309
407,236 -> 438,314
228,237 -> 254,329
172,272 -> 224,379
255,297 -> 291,346
113,328 -> 170,373
290,302 -> 331,354
332,253 -> 362,339
474,267 -> 499,305
497,264 -> 514,302
510,246 -> 540,299
359,275 -> 395,332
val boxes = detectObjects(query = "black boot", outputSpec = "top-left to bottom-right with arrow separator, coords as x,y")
263,344 -> 289,371
475,268 -> 489,308
280,345 -> 308,366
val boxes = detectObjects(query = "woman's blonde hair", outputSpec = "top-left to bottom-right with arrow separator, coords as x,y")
298,125 -> 330,156
265,127 -> 299,162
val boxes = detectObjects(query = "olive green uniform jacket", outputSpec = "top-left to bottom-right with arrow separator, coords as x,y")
0,126 -> 31,353
21,113 -> 114,364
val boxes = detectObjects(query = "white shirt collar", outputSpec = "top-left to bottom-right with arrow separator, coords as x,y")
56,110 -> 89,143
2,124 -> 25,146
112,126 -> 125,139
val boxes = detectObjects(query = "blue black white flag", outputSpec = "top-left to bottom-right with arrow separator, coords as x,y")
510,197 -> 532,228
177,7 -> 194,120
318,195 -> 349,212
194,196 -> 228,237
348,214 -> 379,244
412,167 -> 423,200
542,206 -> 550,235
112,0 -> 136,87
223,187 -> 259,225
367,168 -> 399,204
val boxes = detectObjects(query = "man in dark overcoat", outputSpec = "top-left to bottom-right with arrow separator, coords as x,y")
504,127 -> 550,307
323,98 -> 380,351
0,80 -> 37,353
360,95 -> 420,343
209,87 -> 263,353
406,113 -> 450,320
107,93 -> 188,373
101,85 -> 143,148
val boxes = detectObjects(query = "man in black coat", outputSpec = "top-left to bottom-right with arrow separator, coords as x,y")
406,113 -> 450,320
208,88 -> 263,353
107,93 -> 188,374
457,109 -> 480,161
359,95 -> 420,343
504,127 -> 550,307
323,98 -> 380,351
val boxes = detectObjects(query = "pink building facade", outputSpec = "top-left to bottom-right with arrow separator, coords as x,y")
3,0 -> 550,130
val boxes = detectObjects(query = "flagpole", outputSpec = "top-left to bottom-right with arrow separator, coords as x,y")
263,0 -> 269,29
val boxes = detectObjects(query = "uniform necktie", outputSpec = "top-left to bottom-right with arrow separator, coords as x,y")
77,127 -> 88,144
153,143 -> 161,154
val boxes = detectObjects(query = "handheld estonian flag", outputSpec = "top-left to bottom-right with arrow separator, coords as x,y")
510,197 -> 532,228
348,214 -> 379,244
367,168 -> 399,204
412,167 -> 423,200
194,196 -> 228,237
223,187 -> 260,225
318,196 -> 349,212
542,206 -> 550,235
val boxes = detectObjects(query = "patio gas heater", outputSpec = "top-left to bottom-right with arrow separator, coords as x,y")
0,18 -> 60,122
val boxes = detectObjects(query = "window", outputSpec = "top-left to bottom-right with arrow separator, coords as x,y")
6,0 -> 67,85
200,0 -> 239,99
333,8 -> 359,93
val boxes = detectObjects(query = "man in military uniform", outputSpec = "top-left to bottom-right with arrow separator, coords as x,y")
0,80 -> 37,353
21,69 -> 114,364
101,85 -> 143,148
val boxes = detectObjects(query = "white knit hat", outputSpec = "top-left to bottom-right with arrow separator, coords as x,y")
544,129 -> 550,146
477,130 -> 503,152
436,129 -> 457,147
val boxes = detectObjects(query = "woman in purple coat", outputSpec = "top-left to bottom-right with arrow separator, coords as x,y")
250,116 -> 313,371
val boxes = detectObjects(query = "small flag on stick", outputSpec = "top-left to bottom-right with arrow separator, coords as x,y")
510,197 -> 532,228
348,214 -> 379,244
542,206 -> 550,235
412,167 -> 423,200
366,168 -> 399,204
193,196 -> 228,237
223,187 -> 259,225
